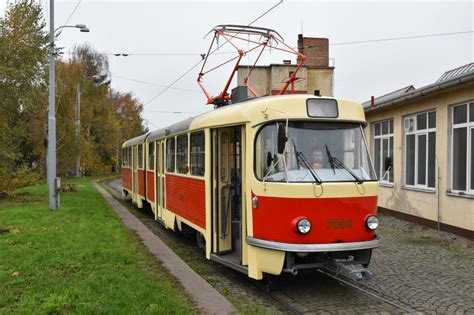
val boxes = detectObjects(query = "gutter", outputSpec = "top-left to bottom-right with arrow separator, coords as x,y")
365,72 -> 474,113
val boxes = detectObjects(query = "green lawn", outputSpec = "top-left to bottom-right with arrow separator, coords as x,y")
0,179 -> 196,314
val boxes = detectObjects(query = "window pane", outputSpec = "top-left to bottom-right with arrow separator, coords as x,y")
374,139 -> 380,179
389,137 -> 394,182
176,135 -> 189,174
471,128 -> 474,190
428,111 -> 436,128
382,121 -> 388,134
374,123 -> 381,136
417,113 -> 427,130
453,105 -> 467,124
428,132 -> 436,188
138,144 -> 143,169
417,134 -> 426,185
382,138 -> 389,181
190,132 -> 205,176
389,120 -> 393,134
453,128 -> 467,190
166,138 -> 175,172
470,103 -> 474,122
406,134 -> 415,185
148,142 -> 154,170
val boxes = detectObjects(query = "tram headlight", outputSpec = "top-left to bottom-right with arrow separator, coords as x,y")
366,215 -> 379,230
296,218 -> 311,234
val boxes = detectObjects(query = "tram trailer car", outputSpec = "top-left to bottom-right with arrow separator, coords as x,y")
121,94 -> 382,280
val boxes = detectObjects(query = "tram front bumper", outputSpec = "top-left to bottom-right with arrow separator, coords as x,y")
246,236 -> 381,253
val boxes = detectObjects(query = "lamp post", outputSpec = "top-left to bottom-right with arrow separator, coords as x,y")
47,0 -> 89,209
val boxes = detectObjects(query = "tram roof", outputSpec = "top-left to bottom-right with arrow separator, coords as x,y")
122,132 -> 150,148
131,94 -> 365,144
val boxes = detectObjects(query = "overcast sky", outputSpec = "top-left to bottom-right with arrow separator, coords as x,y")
2,0 -> 473,130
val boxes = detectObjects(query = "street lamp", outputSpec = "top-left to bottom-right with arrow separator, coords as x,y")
48,0 -> 89,210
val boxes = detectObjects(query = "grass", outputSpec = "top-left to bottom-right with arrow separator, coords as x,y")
0,178 -> 196,314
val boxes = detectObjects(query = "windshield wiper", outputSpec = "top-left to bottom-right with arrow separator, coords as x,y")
325,145 -> 364,184
325,144 -> 336,174
292,139 -> 322,184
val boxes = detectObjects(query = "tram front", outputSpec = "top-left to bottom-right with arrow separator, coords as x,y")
247,97 -> 382,281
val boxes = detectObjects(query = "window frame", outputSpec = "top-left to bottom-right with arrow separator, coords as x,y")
403,110 -> 436,190
137,144 -> 143,169
176,134 -> 189,174
373,119 -> 394,184
148,142 -> 155,171
450,102 -> 474,195
166,137 -> 176,173
190,131 -> 205,177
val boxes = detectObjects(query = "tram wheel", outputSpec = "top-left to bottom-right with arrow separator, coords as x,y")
196,232 -> 205,251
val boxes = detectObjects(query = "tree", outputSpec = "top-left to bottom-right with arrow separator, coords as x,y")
0,1 -> 48,192
0,4 -> 146,192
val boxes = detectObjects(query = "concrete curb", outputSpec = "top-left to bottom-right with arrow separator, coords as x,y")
93,182 -> 238,315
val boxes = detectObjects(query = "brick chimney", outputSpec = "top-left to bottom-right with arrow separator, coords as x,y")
297,35 -> 330,68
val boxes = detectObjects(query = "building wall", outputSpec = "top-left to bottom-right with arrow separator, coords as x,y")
237,67 -> 270,97
364,83 -> 474,232
270,65 -> 308,93
237,65 -> 333,97
307,68 -> 333,97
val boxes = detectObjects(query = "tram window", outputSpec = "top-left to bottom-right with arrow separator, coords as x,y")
138,144 -> 143,169
307,98 -> 338,118
122,149 -> 126,167
255,122 -> 376,182
148,142 -> 154,171
128,148 -> 132,168
177,134 -> 189,174
166,138 -> 175,172
190,131 -> 205,176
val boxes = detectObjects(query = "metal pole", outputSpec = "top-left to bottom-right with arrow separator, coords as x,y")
76,83 -> 81,178
47,0 -> 58,209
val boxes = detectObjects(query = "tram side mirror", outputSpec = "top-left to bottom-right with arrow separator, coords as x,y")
266,152 -> 273,167
277,123 -> 287,154
384,156 -> 393,171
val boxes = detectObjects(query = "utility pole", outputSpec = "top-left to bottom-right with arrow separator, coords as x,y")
76,83 -> 81,178
47,0 -> 58,209
47,0 -> 88,208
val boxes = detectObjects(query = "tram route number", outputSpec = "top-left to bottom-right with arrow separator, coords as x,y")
327,219 -> 352,229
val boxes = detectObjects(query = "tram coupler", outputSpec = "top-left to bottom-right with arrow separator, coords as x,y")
323,260 -> 373,281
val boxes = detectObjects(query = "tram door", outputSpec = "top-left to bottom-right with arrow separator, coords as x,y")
212,126 -> 243,263
132,145 -> 138,203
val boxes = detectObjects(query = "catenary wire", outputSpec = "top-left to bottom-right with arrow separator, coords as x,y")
63,0 -> 82,26
80,30 -> 472,57
111,74 -> 201,93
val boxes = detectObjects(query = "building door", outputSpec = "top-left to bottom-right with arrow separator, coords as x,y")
212,126 -> 243,263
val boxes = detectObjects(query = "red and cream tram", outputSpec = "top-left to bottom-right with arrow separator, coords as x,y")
121,94 -> 381,280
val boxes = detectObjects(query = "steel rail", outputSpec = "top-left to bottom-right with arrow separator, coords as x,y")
317,269 -> 418,313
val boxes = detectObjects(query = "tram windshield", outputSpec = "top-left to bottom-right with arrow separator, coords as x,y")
255,122 -> 377,183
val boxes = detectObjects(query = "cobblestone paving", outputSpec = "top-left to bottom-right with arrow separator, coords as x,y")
108,180 -> 474,314
271,214 -> 474,314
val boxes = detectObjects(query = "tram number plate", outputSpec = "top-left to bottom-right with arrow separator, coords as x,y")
327,219 -> 352,229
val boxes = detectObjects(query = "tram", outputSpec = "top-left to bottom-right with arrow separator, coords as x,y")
121,94 -> 382,280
